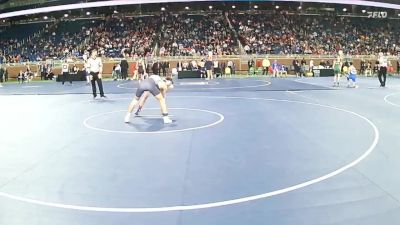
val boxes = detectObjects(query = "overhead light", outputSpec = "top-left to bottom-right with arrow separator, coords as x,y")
398,13 -> 400,16
43,16 -> 48,19
113,10 -> 118,13
161,7 -> 165,11
209,5 -> 213,9
275,5 -> 280,9
298,6 -> 302,10
254,5 -> 258,9
232,5 -> 236,9
64,13 -> 68,17
86,11 -> 91,15
343,8 -> 347,12
185,6 -> 189,10
361,9 -> 366,13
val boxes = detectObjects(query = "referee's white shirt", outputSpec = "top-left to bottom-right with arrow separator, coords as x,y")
88,57 -> 103,73
379,56 -> 388,68
62,63 -> 69,73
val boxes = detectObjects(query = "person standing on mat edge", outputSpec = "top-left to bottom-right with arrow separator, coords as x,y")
0,65 -> 4,87
83,53 -> 91,85
292,57 -> 300,77
137,58 -> 147,81
378,51 -> 388,87
61,59 -> 71,85
397,58 -> 400,75
120,54 -> 129,80
88,49 -> 106,99
205,56 -> 213,80
272,60 -> 279,78
124,75 -> 174,124
396,55 -> 400,75
262,56 -> 270,76
347,62 -> 358,88
333,56 -> 342,87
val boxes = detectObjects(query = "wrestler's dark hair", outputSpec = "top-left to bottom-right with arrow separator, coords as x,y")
165,77 -> 174,84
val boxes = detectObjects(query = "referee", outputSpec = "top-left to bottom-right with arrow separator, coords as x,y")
378,51 -> 388,87
61,60 -> 71,85
88,50 -> 106,98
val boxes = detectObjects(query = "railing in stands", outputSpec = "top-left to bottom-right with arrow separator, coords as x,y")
2,55 -> 399,68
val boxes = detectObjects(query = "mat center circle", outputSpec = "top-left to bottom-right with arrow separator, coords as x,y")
83,108 -> 224,134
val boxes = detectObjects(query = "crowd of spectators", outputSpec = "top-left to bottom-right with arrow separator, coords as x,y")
0,16 -> 161,63
1,11 -> 400,64
158,13 -> 238,56
230,12 -> 400,55
1,21 -> 87,63
86,16 -> 161,58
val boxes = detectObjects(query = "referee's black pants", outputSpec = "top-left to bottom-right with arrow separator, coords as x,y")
41,72 -> 46,80
378,66 -> 387,87
90,72 -> 105,97
62,72 -> 71,85
262,66 -> 269,75
121,71 -> 128,80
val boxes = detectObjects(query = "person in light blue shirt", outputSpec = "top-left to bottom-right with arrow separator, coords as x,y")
347,62 -> 358,88
272,60 -> 279,78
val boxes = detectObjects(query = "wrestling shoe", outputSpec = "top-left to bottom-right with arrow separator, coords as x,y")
124,113 -> 131,123
135,107 -> 142,116
163,116 -> 172,124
